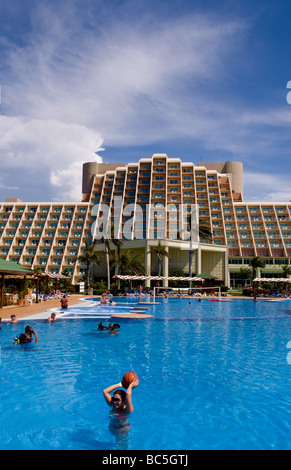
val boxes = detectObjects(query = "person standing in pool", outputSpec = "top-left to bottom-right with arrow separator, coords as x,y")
103,379 -> 139,426
48,312 -> 57,322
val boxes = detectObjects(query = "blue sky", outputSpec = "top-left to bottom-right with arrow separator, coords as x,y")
0,0 -> 291,202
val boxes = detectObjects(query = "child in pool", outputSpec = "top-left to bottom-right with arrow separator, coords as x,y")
103,379 -> 139,430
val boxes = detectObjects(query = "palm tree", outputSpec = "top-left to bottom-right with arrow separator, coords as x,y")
101,227 -> 123,291
101,236 -> 111,290
249,256 -> 265,281
147,241 -> 169,277
119,250 -> 145,289
282,265 -> 291,278
77,240 -> 102,290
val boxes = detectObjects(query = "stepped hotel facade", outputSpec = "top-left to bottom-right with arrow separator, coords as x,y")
1,154 -> 291,288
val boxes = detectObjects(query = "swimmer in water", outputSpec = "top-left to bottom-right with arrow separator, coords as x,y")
103,379 -> 139,431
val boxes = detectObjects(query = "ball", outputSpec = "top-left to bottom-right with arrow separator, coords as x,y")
122,372 -> 138,389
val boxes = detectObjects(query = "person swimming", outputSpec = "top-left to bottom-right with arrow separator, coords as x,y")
98,322 -> 120,331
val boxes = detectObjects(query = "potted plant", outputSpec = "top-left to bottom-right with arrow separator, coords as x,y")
17,282 -> 28,306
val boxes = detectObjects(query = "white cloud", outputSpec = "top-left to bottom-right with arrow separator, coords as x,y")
244,172 -> 291,202
0,116 -> 103,200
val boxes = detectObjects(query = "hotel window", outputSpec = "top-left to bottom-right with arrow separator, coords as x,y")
227,240 -> 236,247
256,241 -> 265,247
42,249 -> 50,255
169,179 -> 179,184
50,268 -> 60,274
241,240 -> 250,246
39,258 -> 48,265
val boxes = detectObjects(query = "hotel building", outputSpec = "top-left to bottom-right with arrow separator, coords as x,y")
1,154 -> 290,287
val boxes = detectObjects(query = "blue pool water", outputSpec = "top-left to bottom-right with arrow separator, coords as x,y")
0,298 -> 291,450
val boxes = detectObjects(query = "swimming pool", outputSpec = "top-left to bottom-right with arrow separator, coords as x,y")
0,298 -> 291,450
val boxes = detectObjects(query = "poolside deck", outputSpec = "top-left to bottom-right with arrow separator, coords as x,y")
0,294 -> 86,320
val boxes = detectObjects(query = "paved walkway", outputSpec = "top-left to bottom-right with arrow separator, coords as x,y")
0,295 -> 88,320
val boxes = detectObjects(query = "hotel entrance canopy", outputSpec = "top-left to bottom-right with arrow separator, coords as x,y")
253,277 -> 291,283
113,275 -> 204,282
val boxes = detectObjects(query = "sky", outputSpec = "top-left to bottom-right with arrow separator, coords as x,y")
1,0 -> 291,203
